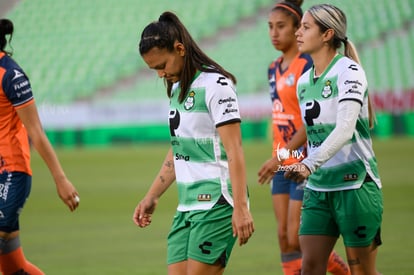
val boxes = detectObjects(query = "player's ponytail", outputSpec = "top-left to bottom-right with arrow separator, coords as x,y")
139,11 -> 236,103
0,18 -> 13,55
308,4 -> 376,129
343,38 -> 376,129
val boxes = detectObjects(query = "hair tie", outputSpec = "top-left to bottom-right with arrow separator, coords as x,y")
343,36 -> 348,43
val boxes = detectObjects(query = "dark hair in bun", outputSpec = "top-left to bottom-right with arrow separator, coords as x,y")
0,19 -> 14,54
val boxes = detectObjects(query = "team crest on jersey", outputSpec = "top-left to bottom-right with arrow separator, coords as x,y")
322,80 -> 332,98
285,73 -> 295,86
184,91 -> 195,110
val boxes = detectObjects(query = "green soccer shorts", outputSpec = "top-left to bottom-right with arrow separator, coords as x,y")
167,201 -> 237,266
299,181 -> 383,247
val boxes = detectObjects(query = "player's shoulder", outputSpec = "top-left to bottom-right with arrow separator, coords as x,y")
195,71 -> 237,103
268,55 -> 283,70
297,66 -> 311,84
0,55 -> 26,81
334,55 -> 363,72
196,71 -> 235,89
298,53 -> 313,64
0,54 -> 20,70
332,56 -> 366,84
287,53 -> 312,77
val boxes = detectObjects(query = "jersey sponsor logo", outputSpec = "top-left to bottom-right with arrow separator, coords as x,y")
353,226 -> 367,238
304,100 -> 321,126
0,182 -> 11,201
218,96 -> 236,105
308,140 -> 323,148
171,140 -> 180,146
169,109 -> 180,137
198,241 -> 212,254
272,99 -> 283,113
16,87 -> 32,98
344,80 -> 363,95
348,64 -> 358,71
344,80 -> 363,87
299,89 -> 306,101
345,89 -> 362,95
222,107 -> 238,115
175,153 -> 190,161
216,76 -> 229,86
13,80 -> 29,90
219,96 -> 238,115
321,80 -> 332,98
184,91 -> 195,110
12,69 -> 24,80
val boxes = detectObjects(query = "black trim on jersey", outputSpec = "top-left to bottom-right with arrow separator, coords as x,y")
216,118 -> 241,128
338,98 -> 363,106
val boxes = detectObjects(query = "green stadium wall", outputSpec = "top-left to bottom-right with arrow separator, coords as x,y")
44,120 -> 269,148
43,114 -> 413,148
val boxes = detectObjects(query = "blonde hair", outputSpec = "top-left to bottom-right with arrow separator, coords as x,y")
308,4 -> 375,128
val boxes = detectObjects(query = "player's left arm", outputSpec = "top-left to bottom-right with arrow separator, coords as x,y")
16,103 -> 80,211
207,75 -> 254,245
217,122 -> 254,246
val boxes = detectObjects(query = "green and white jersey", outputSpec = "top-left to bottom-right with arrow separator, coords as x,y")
169,71 -> 241,211
297,54 -> 381,191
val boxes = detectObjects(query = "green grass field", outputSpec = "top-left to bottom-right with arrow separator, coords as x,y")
22,136 -> 413,274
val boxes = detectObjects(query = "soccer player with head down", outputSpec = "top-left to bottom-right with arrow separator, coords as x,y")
132,11 -> 254,275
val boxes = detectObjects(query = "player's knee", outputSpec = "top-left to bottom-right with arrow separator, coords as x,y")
301,257 -> 326,275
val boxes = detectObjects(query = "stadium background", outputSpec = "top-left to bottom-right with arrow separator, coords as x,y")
1,1 -> 413,274
1,0 -> 414,147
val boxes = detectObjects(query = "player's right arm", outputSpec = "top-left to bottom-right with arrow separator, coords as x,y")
133,148 -> 176,228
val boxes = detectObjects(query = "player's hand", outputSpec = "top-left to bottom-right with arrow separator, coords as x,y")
258,157 -> 281,185
133,196 -> 158,228
55,177 -> 80,212
232,207 -> 254,246
284,163 -> 311,183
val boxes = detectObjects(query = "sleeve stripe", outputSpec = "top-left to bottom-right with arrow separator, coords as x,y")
13,97 -> 34,109
338,98 -> 363,106
216,118 -> 241,128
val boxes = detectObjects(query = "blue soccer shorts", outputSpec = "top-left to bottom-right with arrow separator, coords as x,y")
271,171 -> 305,201
0,172 -> 31,233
